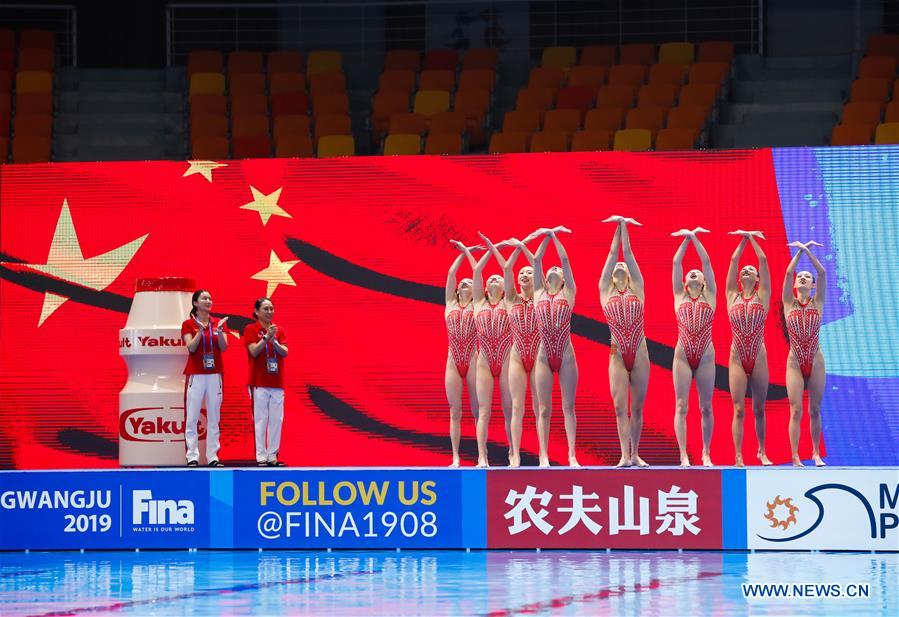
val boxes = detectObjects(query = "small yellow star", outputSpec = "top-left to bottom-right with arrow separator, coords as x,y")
240,186 -> 292,226
251,250 -> 300,297
182,160 -> 227,182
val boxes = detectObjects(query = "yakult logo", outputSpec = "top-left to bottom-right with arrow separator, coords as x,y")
119,407 -> 207,442
119,335 -> 185,349
132,490 -> 195,525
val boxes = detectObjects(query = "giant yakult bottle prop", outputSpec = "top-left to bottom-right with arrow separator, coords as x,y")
119,277 -> 206,466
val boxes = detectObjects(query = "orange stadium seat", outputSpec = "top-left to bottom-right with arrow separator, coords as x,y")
419,69 -> 455,92
230,73 -> 265,95
571,129 -> 612,151
384,133 -> 422,155
841,101 -> 882,126
849,78 -> 890,102
613,128 -> 652,151
529,130 -> 569,152
679,84 -> 717,110
458,69 -> 494,92
858,56 -> 897,80
269,72 -> 305,95
489,131 -> 528,153
371,89 -> 410,135
271,92 -> 308,117
886,101 -> 899,122
626,107 -> 667,137
529,66 -> 566,92
655,127 -> 698,150
413,90 -> 450,117
659,42 -> 694,65
542,46 -> 577,68
191,135 -> 228,159
453,89 -> 489,145
190,93 -> 227,115
314,113 -> 352,143
20,30 -> 55,50
189,72 -> 224,97
190,113 -> 228,138
544,108 -> 581,134
424,49 -> 458,71
429,111 -> 467,136
424,132 -> 463,155
585,107 -> 626,131
275,134 -> 313,157
580,44 -> 616,66
228,51 -> 263,75
638,83 -> 678,108
0,136 -> 7,163
0,29 -> 14,49
267,51 -> 304,75
310,71 -> 346,97
0,49 -> 12,72
689,62 -> 729,89
15,92 -> 53,115
232,135 -> 271,158
18,48 -> 54,72
596,84 -> 635,109
312,92 -> 349,116
649,63 -> 687,88
378,70 -> 416,94
16,70 -> 53,94
12,135 -> 51,163
620,43 -> 655,65
567,65 -> 606,88
13,113 -> 52,137
504,109 -> 541,133
516,87 -> 554,112
667,106 -> 708,132
463,48 -> 498,71
555,87 -> 595,116
608,64 -> 647,88
384,49 -> 420,72
317,134 -> 355,157
230,93 -> 267,115
232,114 -> 269,138
830,124 -> 873,145
188,51 -> 223,77
697,41 -> 735,64
273,114 -> 311,141
307,51 -> 342,76
388,112 -> 428,136
867,34 -> 899,58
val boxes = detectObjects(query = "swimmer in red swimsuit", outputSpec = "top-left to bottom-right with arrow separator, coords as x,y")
531,226 -> 579,468
726,231 -> 773,467
599,216 -> 649,468
445,243 -> 481,468
782,240 -> 827,467
483,233 -> 540,468
671,227 -> 717,467
458,239 -> 514,468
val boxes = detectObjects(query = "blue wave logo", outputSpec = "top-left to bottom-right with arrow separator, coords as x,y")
757,483 -> 877,543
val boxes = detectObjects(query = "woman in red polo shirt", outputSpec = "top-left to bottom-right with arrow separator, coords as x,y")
243,297 -> 289,467
181,289 -> 229,467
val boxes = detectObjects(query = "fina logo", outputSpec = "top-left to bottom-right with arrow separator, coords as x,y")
758,483 -> 898,543
132,490 -> 194,525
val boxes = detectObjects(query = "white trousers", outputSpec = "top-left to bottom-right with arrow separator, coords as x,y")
185,373 -> 223,463
251,386 -> 284,462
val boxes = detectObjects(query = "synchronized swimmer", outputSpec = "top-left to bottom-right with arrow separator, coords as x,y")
444,222 -> 827,469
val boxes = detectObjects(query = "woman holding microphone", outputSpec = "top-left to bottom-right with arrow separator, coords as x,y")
243,297 -> 289,467
181,289 -> 229,467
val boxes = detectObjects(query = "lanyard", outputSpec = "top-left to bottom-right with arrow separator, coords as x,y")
194,317 -> 214,354
262,328 -> 275,359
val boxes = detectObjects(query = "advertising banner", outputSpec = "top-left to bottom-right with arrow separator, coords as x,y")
745,468 -> 899,551
486,470 -> 723,549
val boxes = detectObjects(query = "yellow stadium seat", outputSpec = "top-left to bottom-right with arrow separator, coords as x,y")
189,72 -> 225,97
308,51 -> 342,76
542,46 -> 577,68
317,134 -> 355,157
613,128 -> 652,151
874,122 -> 899,144
658,42 -> 695,65
384,133 -> 422,155
15,70 -> 53,94
413,90 -> 450,117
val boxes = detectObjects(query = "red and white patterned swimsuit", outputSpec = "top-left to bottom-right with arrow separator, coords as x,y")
509,298 -> 540,373
536,291 -> 572,373
475,299 -> 512,378
728,291 -> 767,375
676,295 -> 715,371
786,298 -> 821,380
446,303 -> 477,378
603,288 -> 645,373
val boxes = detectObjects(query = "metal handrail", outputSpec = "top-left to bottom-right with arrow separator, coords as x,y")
0,4 -> 77,66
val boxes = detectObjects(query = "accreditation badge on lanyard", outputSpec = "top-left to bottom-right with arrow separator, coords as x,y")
196,318 -> 215,370
264,333 -> 279,374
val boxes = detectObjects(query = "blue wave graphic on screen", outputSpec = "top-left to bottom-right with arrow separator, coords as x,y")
772,146 -> 899,465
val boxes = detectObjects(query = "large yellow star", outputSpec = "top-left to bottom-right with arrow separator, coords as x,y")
240,186 -> 291,226
251,250 -> 300,297
10,199 -> 148,326
182,160 -> 227,182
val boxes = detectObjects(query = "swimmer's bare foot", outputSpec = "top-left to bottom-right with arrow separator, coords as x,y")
568,456 -> 581,468
734,454 -> 744,467
538,457 -> 550,468
615,456 -> 631,468
758,450 -> 772,466
508,454 -> 521,469
812,453 -> 826,467
476,458 -> 489,469
702,452 -> 714,467
792,456 -> 805,467
448,459 -> 460,469
680,454 -> 691,468
630,455 -> 649,467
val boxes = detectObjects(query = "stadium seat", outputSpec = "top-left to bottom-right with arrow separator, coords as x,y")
190,113 -> 228,138
269,72 -> 306,95
317,134 -> 355,157
14,113 -> 52,137
314,113 -> 352,142
516,87 -> 554,112
580,44 -> 616,66
608,64 -> 648,88
555,87 -> 595,116
15,92 -> 53,115
18,48 -> 54,72
626,107 -> 667,137
453,90 -> 489,145
275,134 -> 313,157
232,114 -> 269,138
638,84 -> 678,108
867,34 -> 899,59
16,70 -> 53,94
858,56 -> 897,80
413,90 -> 450,117
567,65 -> 606,89
648,63 -> 687,88
489,131 -> 528,153
419,69 -> 455,92
542,46 -> 577,68
312,92 -> 349,116
886,101 -> 899,122
310,71 -> 346,97
659,42 -> 694,65
231,93 -> 267,115
0,93 -> 9,114
230,73 -> 265,96
307,51 -> 342,76
189,93 -> 227,115
424,49 -> 458,71
458,69 -> 495,92
271,92 -> 308,117
655,127 -> 698,150
620,43 -> 655,65
697,41 -> 735,64
544,108 -> 581,134
529,130 -> 569,152
528,67 -> 566,92
12,135 -> 51,163
267,51 -> 304,75
378,70 -> 416,94
371,90 -> 411,138
463,48 -> 499,70
830,124 -> 873,145
841,101 -> 882,126
874,122 -> 899,144
191,135 -> 228,159
504,109 -> 541,133
189,72 -> 225,97
424,132 -> 463,155
384,133 -> 422,155
273,115 -> 311,141
20,30 -> 55,50
188,51 -> 223,77
429,111 -> 467,136
667,106 -> 708,132
388,112 -> 428,136
228,51 -> 263,75
571,129 -> 612,151
585,107 -> 626,131
678,84 -> 717,110
384,49 -> 421,72
613,128 -> 652,151
596,84 -> 635,109
0,49 -> 12,72
689,62 -> 729,89
849,78 -> 890,102
0,29 -> 14,49
232,135 -> 271,158
0,136 -> 7,163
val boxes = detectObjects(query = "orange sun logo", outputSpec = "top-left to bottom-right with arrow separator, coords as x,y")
763,495 -> 799,530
